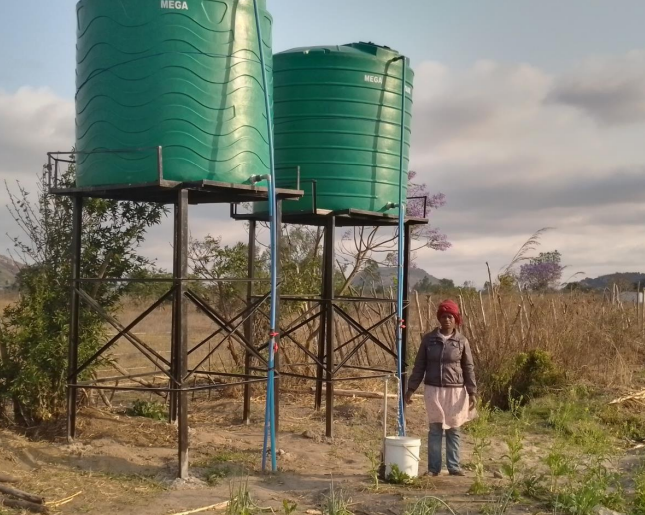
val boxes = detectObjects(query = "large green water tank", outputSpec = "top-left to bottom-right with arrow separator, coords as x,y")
258,42 -> 413,215
75,0 -> 273,188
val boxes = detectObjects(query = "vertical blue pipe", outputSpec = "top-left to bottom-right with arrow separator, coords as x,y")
251,0 -> 278,472
396,57 -> 408,437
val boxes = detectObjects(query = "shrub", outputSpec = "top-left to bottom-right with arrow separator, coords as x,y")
127,400 -> 167,421
489,350 -> 564,409
0,166 -> 165,426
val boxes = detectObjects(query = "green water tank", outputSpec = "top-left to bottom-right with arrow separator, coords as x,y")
257,42 -> 413,215
75,0 -> 273,188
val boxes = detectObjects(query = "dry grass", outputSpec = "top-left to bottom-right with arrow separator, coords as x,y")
2,286 -> 643,408
0,292 -> 15,312
415,290 -> 644,395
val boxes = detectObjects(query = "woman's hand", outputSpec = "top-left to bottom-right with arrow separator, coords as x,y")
404,390 -> 414,405
469,395 -> 477,411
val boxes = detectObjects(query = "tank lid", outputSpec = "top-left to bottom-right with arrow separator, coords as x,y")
278,42 -> 401,59
346,41 -> 396,55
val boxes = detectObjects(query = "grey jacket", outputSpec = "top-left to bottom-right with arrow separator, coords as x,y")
407,329 -> 477,396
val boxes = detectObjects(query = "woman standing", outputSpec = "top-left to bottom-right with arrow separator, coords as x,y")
404,300 -> 477,476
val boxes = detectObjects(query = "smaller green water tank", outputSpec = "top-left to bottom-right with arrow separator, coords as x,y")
257,42 -> 414,215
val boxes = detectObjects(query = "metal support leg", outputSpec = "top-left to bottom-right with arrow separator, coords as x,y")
172,189 -> 189,478
243,220 -> 257,425
273,200 -> 282,434
315,219 -> 328,411
67,196 -> 83,443
314,301 -> 326,411
169,198 -> 180,424
402,222 -> 412,401
324,216 -> 336,437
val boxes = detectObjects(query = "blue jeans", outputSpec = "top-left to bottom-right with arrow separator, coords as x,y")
428,423 -> 461,474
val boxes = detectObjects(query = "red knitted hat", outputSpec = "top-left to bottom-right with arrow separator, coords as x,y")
437,300 -> 462,326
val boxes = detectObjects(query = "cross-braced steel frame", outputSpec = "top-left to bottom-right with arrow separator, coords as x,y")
47,150 -> 302,478
232,205 -> 429,438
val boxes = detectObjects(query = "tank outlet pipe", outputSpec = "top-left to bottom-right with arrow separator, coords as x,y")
251,0 -> 278,473
393,54 -> 407,437
250,174 -> 270,184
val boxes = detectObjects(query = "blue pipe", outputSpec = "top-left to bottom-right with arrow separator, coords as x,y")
251,0 -> 278,472
395,57 -> 408,437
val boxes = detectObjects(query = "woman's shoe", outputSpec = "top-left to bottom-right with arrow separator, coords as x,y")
448,470 -> 466,476
423,471 -> 440,477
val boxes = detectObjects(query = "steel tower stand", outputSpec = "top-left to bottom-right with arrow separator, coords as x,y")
48,149 -> 301,478
232,203 -> 427,438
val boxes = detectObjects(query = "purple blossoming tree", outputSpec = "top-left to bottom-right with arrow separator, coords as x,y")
519,250 -> 564,291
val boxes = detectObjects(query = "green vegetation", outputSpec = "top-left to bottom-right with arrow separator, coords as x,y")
226,479 -> 255,515
461,387 -> 645,515
634,467 -> 645,515
402,498 -> 440,515
385,464 -> 414,485
127,400 -> 166,421
489,350 -> 564,409
365,450 -> 381,491
0,167 -> 165,426
467,401 -> 493,495
322,482 -> 354,515
281,499 -> 298,514
205,467 -> 233,486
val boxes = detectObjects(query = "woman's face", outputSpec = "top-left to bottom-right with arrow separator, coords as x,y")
439,313 -> 455,332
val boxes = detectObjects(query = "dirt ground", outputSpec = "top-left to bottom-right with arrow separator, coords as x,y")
0,389 -> 641,515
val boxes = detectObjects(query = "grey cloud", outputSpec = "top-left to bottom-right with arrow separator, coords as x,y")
0,89 -> 74,255
407,54 -> 645,271
548,79 -> 645,125
444,167 -> 645,213
412,97 -> 498,147
410,61 -> 551,150
546,53 -> 645,125
421,165 -> 645,240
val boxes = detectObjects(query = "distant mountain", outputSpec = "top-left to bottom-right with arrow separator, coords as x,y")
352,266 -> 440,291
0,255 -> 20,289
579,272 -> 645,290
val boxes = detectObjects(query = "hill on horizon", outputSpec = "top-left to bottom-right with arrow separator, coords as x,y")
351,266 -> 440,291
579,272 -> 645,291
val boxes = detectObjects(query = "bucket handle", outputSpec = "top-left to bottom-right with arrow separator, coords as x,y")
402,445 -> 421,463
385,441 -> 421,463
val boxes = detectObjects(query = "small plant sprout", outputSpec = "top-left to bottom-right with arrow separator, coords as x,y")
226,479 -> 255,515
501,427 -> 524,499
468,401 -> 493,495
545,448 -> 576,494
365,450 -> 381,491
403,497 -> 456,515
282,499 -> 297,514
323,481 -> 354,515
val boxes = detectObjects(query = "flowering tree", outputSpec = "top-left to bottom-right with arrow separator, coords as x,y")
337,171 -> 450,295
406,171 -> 451,252
519,251 -> 564,291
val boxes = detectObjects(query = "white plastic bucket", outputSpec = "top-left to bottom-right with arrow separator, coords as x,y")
383,436 -> 421,478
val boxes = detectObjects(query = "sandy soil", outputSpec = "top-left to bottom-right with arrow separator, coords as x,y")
0,391 -> 640,515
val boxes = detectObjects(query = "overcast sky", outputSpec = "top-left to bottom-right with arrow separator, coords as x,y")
2,0 -> 645,286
